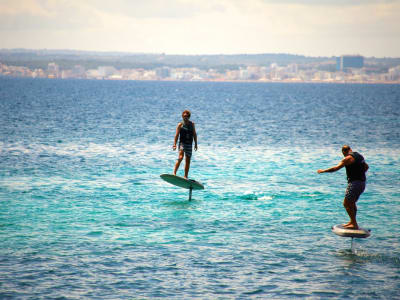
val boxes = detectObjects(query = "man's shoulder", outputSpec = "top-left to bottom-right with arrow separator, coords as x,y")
343,155 -> 355,165
352,152 -> 365,161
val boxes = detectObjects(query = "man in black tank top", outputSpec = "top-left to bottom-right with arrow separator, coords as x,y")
317,145 -> 369,229
172,110 -> 198,179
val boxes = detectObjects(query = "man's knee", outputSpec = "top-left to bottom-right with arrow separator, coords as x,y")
343,198 -> 355,209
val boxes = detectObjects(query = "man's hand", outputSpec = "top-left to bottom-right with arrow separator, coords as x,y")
317,169 -> 325,174
172,144 -> 177,151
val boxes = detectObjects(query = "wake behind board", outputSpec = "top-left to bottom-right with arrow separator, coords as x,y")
160,174 -> 204,190
332,224 -> 371,238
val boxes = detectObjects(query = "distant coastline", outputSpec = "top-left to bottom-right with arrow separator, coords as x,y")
1,49 -> 400,84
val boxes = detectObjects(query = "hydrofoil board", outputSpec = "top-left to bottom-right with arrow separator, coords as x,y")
160,174 -> 204,190
332,224 -> 371,238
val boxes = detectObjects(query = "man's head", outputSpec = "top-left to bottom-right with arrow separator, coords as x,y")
182,110 -> 191,120
342,145 -> 352,156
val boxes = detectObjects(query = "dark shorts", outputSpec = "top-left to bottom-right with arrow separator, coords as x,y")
179,142 -> 192,158
345,180 -> 366,202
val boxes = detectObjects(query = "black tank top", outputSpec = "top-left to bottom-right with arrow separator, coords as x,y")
179,121 -> 194,144
345,152 -> 366,182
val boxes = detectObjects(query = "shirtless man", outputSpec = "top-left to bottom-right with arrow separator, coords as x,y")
317,145 -> 369,229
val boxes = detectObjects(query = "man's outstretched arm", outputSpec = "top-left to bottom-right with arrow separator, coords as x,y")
317,161 -> 345,174
317,156 -> 354,174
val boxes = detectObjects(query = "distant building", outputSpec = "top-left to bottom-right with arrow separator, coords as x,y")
336,55 -> 364,71
155,67 -> 171,79
47,62 -> 60,78
239,68 -> 250,80
97,66 -> 117,78
61,65 -> 86,79
72,65 -> 86,78
388,66 -> 400,81
286,63 -> 298,74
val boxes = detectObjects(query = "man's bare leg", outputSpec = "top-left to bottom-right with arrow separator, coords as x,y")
343,198 -> 358,229
184,156 -> 191,179
174,150 -> 184,175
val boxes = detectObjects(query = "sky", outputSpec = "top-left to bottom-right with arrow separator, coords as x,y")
0,0 -> 399,57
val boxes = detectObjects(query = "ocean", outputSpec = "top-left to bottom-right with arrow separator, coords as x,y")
0,78 -> 399,299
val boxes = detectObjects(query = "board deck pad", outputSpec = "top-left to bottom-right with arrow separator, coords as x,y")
160,174 -> 204,190
332,224 -> 371,238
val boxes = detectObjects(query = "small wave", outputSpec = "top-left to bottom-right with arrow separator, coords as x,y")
240,193 -> 258,200
86,231 -> 103,236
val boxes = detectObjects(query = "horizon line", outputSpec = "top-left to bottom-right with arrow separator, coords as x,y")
1,48 -> 398,59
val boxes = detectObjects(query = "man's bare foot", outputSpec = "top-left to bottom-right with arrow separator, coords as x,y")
343,223 -> 359,230
342,222 -> 352,227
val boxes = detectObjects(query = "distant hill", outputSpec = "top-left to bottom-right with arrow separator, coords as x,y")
1,49 -> 399,71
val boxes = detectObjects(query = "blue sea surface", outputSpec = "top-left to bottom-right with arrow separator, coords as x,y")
0,78 -> 399,299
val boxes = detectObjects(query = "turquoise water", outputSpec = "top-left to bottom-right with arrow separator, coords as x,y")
0,78 -> 399,299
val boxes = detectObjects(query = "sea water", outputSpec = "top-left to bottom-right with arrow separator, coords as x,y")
0,78 -> 399,299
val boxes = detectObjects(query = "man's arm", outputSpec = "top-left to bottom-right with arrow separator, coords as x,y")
173,123 -> 182,150
193,122 -> 198,151
317,155 -> 354,174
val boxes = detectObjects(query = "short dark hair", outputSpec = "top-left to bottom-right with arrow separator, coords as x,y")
342,145 -> 351,153
182,110 -> 191,118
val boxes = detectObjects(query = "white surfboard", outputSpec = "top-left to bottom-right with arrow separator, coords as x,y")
332,224 -> 371,238
160,174 -> 204,190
